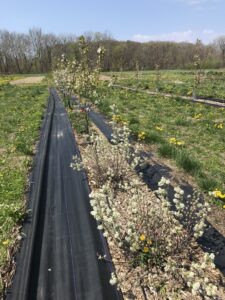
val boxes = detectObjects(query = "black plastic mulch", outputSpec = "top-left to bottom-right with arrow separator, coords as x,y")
7,90 -> 122,300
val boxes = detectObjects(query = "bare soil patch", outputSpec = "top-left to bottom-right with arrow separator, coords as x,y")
10,76 -> 45,85
100,75 -> 111,81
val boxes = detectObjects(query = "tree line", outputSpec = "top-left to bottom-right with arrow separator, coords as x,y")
0,28 -> 225,74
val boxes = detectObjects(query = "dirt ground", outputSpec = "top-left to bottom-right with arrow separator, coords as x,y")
99,75 -> 111,81
10,76 -> 45,85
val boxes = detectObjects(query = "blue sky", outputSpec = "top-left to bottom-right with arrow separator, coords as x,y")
0,0 -> 224,44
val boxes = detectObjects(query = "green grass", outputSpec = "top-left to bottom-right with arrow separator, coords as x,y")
0,75 -> 21,85
105,69 -> 225,100
175,149 -> 201,175
68,109 -> 88,134
0,80 -> 48,291
93,80 -> 225,204
158,143 -> 177,159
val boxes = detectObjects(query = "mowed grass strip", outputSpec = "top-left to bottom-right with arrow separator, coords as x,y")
95,83 -> 225,201
0,81 -> 48,284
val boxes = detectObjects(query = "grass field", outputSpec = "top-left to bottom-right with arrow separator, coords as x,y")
94,76 -> 225,205
0,75 -> 21,85
106,69 -> 225,99
0,79 -> 48,289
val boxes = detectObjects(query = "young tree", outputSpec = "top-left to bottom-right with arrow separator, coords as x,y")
193,39 -> 202,100
53,36 -> 105,133
155,64 -> 161,92
215,36 -> 225,67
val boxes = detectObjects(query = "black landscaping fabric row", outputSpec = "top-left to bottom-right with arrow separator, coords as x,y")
195,96 -> 225,104
88,110 -> 225,276
7,89 -> 122,300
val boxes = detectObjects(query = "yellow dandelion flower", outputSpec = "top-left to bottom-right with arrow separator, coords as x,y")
176,141 -> 185,146
169,137 -> 177,144
112,114 -> 124,124
169,137 -> 184,146
155,126 -> 163,131
194,113 -> 203,120
2,240 -> 9,246
214,123 -> 224,129
219,192 -> 225,199
213,189 -> 225,199
140,234 -> 146,241
143,246 -> 149,253
223,205 -> 225,209
138,132 -> 146,140
147,239 -> 153,245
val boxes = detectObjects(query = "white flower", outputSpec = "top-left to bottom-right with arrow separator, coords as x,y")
127,229 -> 132,235
209,253 -> 215,261
192,282 -> 201,292
125,236 -> 131,242
114,232 -> 119,239
188,271 -> 195,278
97,47 -> 103,54
103,231 -> 109,237
91,211 -> 97,217
109,274 -> 118,285
158,177 -> 167,186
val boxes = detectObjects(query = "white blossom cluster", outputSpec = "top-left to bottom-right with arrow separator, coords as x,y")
158,178 -> 211,240
109,272 -> 119,286
88,173 -> 218,298
84,116 -> 145,190
70,155 -> 84,171
53,36 -> 105,101
182,253 -> 217,298
53,54 -> 77,97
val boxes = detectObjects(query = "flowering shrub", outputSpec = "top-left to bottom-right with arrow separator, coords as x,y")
72,105 -> 144,191
71,113 -> 221,299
